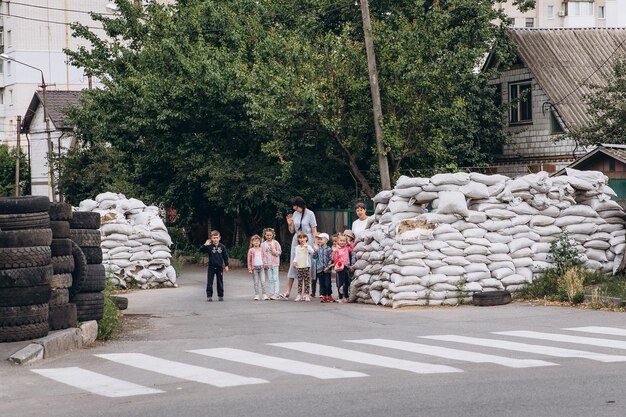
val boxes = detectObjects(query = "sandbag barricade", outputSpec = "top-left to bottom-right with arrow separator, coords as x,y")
0,196 -> 52,342
77,193 -> 177,289
351,170 -> 626,308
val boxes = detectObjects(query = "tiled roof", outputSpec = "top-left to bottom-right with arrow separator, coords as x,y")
21,90 -> 82,132
511,28 -> 626,129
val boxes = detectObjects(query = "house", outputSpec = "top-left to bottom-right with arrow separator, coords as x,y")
484,27 -> 626,177
555,144 -> 626,204
20,90 -> 80,199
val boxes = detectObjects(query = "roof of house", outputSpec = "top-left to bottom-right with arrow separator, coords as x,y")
554,143 -> 626,175
507,28 -> 626,129
21,90 -> 82,132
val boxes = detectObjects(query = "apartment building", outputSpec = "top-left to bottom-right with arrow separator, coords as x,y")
497,0 -> 626,28
0,1 -> 112,148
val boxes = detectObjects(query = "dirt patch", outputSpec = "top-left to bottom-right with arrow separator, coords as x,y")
113,314 -> 155,341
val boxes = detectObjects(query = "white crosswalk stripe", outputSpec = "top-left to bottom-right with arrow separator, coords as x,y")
31,367 -> 163,397
493,330 -> 626,350
347,339 -> 557,368
422,335 -> 626,362
28,329 -> 626,398
270,342 -> 463,374
564,327 -> 626,337
95,353 -> 268,387
188,348 -> 367,379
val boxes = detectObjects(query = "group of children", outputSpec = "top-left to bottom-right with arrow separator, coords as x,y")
200,228 -> 356,303
248,228 -> 355,303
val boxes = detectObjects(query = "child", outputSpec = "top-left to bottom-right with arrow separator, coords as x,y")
247,234 -> 269,301
330,233 -> 341,298
198,230 -> 229,302
293,231 -> 314,302
313,233 -> 334,303
261,228 -> 282,299
332,233 -> 353,303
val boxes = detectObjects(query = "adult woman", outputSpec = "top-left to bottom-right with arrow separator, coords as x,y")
280,196 -> 317,299
351,202 -> 370,240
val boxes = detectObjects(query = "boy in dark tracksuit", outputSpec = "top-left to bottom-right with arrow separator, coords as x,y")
198,230 -> 229,302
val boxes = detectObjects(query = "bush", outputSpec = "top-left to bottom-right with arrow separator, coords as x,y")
97,279 -> 122,340
228,243 -> 248,264
518,232 -> 586,304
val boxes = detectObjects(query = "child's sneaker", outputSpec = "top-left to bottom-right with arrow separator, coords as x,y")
294,294 -> 302,302
320,296 -> 327,303
263,295 -> 270,300
304,295 -> 311,302
327,296 -> 335,303
253,295 -> 260,301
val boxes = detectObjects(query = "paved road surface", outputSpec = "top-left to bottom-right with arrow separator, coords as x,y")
1,265 -> 625,417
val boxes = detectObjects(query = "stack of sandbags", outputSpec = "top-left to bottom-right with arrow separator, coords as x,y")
351,169 -> 626,308
47,202 -> 77,330
78,192 -> 176,289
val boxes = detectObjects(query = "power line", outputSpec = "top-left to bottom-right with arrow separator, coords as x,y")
7,1 -> 114,16
0,12 -> 105,30
552,35 -> 626,107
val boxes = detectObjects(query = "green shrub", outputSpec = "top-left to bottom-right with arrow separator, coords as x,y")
228,243 -> 248,264
97,279 -> 122,340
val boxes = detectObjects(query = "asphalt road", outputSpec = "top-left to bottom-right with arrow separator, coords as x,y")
1,265 -> 625,417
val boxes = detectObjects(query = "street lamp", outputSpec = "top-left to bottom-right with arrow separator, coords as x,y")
0,53 -> 56,201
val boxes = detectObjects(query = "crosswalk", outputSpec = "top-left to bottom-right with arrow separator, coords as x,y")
30,326 -> 626,398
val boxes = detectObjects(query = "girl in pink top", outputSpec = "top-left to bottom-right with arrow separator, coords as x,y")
261,228 -> 282,299
332,234 -> 353,303
247,235 -> 269,301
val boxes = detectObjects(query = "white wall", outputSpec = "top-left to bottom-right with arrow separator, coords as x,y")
606,0 -> 626,26
0,0 -> 110,146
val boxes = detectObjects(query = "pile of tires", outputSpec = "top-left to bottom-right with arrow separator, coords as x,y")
48,202 -> 77,330
0,196 -> 52,342
69,211 -> 105,321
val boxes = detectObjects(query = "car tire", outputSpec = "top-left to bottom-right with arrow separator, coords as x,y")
51,238 -> 72,257
0,212 -> 50,231
0,196 -> 50,214
0,321 -> 49,342
69,212 -> 101,230
70,229 -> 101,248
50,221 -> 70,239
0,285 -> 51,307
0,229 -> 52,248
81,247 -> 103,264
0,246 -> 52,269
0,265 -> 53,288
48,202 -> 72,221
48,303 -> 77,330
472,290 -> 512,306
0,304 -> 48,327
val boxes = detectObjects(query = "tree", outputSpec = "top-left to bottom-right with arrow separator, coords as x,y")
62,0 -> 533,234
567,58 -> 626,146
0,145 -> 30,197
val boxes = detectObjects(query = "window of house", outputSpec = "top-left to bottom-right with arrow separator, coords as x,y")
568,1 -> 594,17
8,89 -> 12,106
0,88 -> 4,105
598,6 -> 606,19
509,81 -> 532,124
525,17 -> 535,27
6,30 -> 11,48
6,61 -> 10,76
548,5 -> 554,19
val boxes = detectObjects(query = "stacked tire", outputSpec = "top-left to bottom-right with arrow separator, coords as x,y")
48,202 -> 77,330
0,196 -> 52,342
69,212 -> 105,321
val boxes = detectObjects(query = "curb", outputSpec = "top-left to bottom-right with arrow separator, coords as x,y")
7,321 -> 98,365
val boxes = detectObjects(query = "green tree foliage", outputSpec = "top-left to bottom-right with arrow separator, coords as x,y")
0,144 -> 30,197
568,58 -> 626,146
63,0 -> 529,233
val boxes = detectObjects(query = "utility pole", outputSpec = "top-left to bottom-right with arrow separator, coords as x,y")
42,82 -> 57,202
359,0 -> 391,190
15,116 -> 21,196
